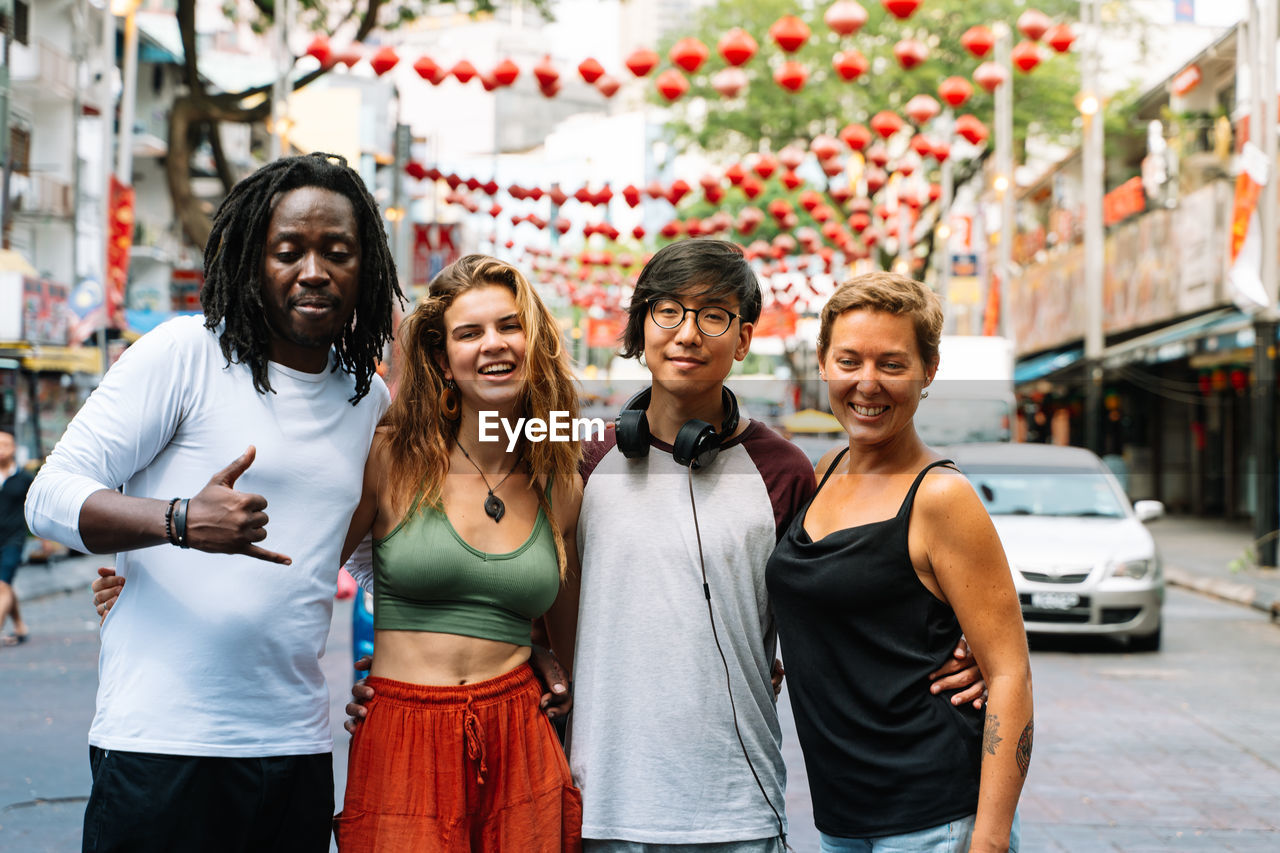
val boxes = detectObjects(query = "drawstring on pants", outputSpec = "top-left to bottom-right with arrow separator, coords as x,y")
463,696 -> 488,786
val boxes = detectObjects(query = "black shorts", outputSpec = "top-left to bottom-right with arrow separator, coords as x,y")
81,746 -> 333,853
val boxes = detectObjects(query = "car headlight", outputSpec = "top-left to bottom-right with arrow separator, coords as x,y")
1109,558 -> 1153,580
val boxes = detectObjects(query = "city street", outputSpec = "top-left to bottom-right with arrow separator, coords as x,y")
2,579 -> 1278,851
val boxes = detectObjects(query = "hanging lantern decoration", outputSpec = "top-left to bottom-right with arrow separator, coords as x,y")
954,114 -> 988,145
849,212 -> 871,233
625,47 -> 660,77
882,0 -> 921,19
910,134 -> 933,157
931,139 -> 951,162
812,134 -> 843,161
539,78 -> 561,98
404,161 -> 427,180
718,28 -> 759,66
753,153 -> 779,179
904,94 -> 941,125
779,145 -> 806,169
928,183 -> 942,202
712,68 -> 748,98
768,199 -> 794,222
334,45 -> 364,68
670,38 -> 710,73
534,56 -> 560,88
488,59 -> 519,88
622,185 -> 643,208
961,25 -> 995,58
1017,9 -> 1052,41
594,185 -> 614,206
578,57 -> 605,84
304,34 -> 332,67
413,55 -> 441,82
595,75 -> 621,98
825,1 -> 869,36
549,186 -> 569,206
774,62 -> 810,92
667,179 -> 692,204
780,169 -> 804,190
660,220 -> 685,239
656,69 -> 690,101
486,203 -> 502,218
725,163 -> 747,186
1046,23 -> 1076,53
893,39 -> 928,70
870,110 -> 906,139
632,225 -> 647,240
938,76 -> 973,107
830,184 -> 853,204
482,180 -> 498,195
741,176 -> 765,199
737,207 -> 765,235
973,61 -> 1008,92
769,15 -> 811,53
832,49 -> 869,81
369,46 -> 400,76
865,167 -> 887,194
479,72 -> 499,92
799,190 -> 823,213
896,157 -> 917,177
865,142 -> 890,166
451,60 -> 478,84
1012,41 -> 1044,73
822,158 -> 847,177
839,123 -> 872,152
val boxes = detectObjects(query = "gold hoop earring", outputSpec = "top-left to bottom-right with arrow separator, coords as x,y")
441,380 -> 461,420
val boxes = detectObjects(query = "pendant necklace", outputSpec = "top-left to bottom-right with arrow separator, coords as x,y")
456,442 -> 521,522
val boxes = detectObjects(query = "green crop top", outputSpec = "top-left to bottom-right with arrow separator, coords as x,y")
372,487 -> 561,646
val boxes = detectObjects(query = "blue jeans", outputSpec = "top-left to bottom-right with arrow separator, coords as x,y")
819,812 -> 1021,853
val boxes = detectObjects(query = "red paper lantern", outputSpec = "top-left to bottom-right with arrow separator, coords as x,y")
594,185 -> 614,206
479,72 -> 499,92
830,185 -> 853,204
938,76 -> 973,107
780,170 -> 804,190
660,220 -> 684,239
549,187 -> 569,206
955,114 -> 988,145
304,34 -> 332,67
724,164 -> 746,186
849,212 -> 871,233
488,204 -> 503,218
768,199 -> 794,221
413,55 -> 441,82
718,28 -> 758,66
798,190 -> 822,212
931,140 -> 951,162
882,0 -> 921,19
832,49 -> 869,81
534,56 -> 560,88
492,58 -> 520,87
822,158 -> 847,177
870,110 -> 905,139
866,142 -> 889,167
712,68 -> 748,98
893,39 -> 928,70
895,158 -> 916,177
1012,41 -> 1044,73
667,179 -> 692,204
334,45 -> 363,68
656,69 -> 690,101
928,183 -> 942,202
1017,9 -> 1052,41
539,79 -> 561,98
670,38 -> 710,73
961,25 -> 995,58
865,168 -> 887,194
769,15 -> 811,53
753,153 -> 779,180
369,46 -> 399,76
811,134 -> 842,161
825,1 -> 869,35
741,177 -> 765,199
1046,23 -> 1076,53
910,134 -> 933,157
839,123 -> 872,152
705,186 -> 725,205
632,225 -> 647,240
774,62 -> 809,92
482,180 -> 498,195
451,60 -> 478,84
404,161 -> 427,180
595,75 -> 621,98
625,48 -> 660,77
905,94 -> 941,125
578,57 -> 605,84
973,61 -> 1008,92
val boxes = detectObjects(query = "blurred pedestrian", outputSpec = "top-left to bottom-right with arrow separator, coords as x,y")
0,430 -> 33,646
25,152 -> 403,853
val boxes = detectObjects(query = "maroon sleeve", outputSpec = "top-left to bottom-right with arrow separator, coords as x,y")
738,421 -> 818,540
580,432 -> 618,487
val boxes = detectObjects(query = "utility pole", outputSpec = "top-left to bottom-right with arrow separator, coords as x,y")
1252,0 -> 1278,567
1081,0 -> 1105,455
1,0 -> 14,250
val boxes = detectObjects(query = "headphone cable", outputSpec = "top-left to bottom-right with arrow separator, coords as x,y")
686,464 -> 791,852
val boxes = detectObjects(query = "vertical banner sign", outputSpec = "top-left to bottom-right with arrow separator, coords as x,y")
1228,142 -> 1270,311
106,176 -> 135,329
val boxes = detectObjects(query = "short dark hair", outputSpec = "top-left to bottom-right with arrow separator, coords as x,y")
201,152 -> 404,403
619,239 -> 761,358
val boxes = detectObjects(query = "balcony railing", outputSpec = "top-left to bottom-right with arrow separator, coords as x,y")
10,39 -> 76,99
10,173 -> 75,219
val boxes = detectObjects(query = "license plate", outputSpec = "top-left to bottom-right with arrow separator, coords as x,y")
1031,591 -> 1081,610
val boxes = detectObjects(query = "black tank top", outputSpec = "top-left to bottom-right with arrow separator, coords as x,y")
765,450 -> 983,837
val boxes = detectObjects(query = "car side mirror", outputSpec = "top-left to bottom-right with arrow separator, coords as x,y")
1133,500 -> 1164,523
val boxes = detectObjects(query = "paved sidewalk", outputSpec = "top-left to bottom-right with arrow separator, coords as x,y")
9,553 -> 106,605
1149,514 -> 1280,620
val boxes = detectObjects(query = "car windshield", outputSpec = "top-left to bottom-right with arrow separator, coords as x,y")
963,467 -> 1127,518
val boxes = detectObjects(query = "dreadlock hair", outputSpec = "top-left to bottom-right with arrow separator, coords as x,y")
381,255 -> 581,579
201,152 -> 404,403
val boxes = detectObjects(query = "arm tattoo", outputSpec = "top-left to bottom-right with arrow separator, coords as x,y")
982,713 -> 1002,757
1016,719 -> 1034,777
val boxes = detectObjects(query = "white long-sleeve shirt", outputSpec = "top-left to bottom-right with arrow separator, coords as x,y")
26,316 -> 387,756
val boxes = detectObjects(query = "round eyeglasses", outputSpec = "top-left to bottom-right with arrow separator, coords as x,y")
648,298 -> 739,337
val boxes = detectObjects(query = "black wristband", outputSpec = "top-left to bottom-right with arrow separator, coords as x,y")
164,498 -> 180,546
173,498 -> 190,549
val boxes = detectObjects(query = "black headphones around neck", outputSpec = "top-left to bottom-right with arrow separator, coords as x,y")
615,386 -> 740,470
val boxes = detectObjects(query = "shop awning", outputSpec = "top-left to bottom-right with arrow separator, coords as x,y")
1101,307 -> 1245,368
1014,346 -> 1084,385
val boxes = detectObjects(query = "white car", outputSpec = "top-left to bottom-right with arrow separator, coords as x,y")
946,443 -> 1165,652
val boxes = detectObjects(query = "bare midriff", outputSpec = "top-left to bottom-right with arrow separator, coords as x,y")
370,630 -> 532,686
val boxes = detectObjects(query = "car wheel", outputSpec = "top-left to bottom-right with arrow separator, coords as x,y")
1130,622 -> 1161,653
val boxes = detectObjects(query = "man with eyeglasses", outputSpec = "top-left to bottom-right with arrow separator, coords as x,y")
563,239 -> 984,852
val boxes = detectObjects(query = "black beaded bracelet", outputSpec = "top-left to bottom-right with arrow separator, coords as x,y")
173,498 -> 191,549
164,498 -> 180,546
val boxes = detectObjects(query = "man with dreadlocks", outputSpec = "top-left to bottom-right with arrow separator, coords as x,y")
25,152 -> 402,853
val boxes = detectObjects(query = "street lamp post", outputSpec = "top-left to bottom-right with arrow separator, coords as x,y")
1080,0 -> 1105,456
